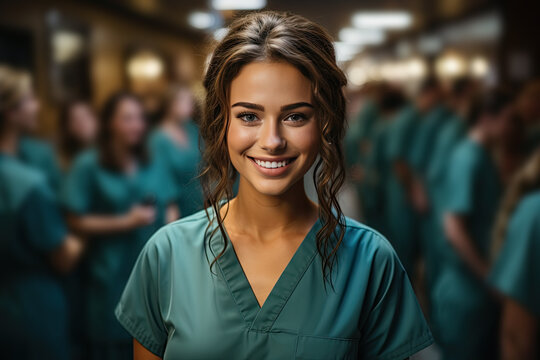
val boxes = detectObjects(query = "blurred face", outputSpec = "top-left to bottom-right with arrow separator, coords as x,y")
7,89 -> 40,133
487,105 -> 515,142
170,89 -> 194,123
68,103 -> 98,145
227,61 -> 320,197
110,98 -> 146,148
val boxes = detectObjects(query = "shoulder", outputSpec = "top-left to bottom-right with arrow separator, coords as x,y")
0,156 -> 48,207
341,216 -> 399,266
70,149 -> 98,170
143,209 -> 211,256
510,191 -> 540,228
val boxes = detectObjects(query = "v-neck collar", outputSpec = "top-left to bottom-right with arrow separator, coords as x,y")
210,215 -> 322,332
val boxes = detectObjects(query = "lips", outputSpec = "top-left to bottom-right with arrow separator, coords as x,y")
247,156 -> 297,173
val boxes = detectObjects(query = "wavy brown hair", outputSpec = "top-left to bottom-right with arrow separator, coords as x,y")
200,11 -> 348,283
491,149 -> 540,260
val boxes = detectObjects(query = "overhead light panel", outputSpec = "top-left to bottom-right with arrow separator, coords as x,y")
212,0 -> 266,10
334,42 -> 363,62
188,11 -> 216,29
352,11 -> 412,29
338,28 -> 386,46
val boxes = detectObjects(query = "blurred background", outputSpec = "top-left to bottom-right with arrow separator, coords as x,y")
1,0 -> 539,359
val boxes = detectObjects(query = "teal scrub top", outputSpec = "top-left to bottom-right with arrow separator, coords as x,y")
61,149 -> 177,343
381,105 -> 420,276
409,106 -> 450,175
490,191 -> 540,317
344,100 -> 379,169
116,210 -> 433,359
431,138 -> 501,359
18,136 -> 62,194
149,121 -> 204,217
0,153 -> 69,359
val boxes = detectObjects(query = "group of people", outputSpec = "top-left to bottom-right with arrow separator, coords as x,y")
346,77 -> 540,359
0,64 -> 204,359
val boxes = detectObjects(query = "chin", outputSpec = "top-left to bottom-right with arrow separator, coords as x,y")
249,178 -> 298,197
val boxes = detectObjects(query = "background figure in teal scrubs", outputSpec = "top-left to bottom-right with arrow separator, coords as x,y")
149,84 -> 203,217
489,150 -> 540,360
0,65 -> 84,360
362,85 -> 406,236
62,92 -> 179,360
432,89 -> 516,360
423,77 -> 477,325
115,11 -> 432,360
381,79 -> 443,279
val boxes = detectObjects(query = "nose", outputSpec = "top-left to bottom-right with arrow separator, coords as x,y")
259,118 -> 286,153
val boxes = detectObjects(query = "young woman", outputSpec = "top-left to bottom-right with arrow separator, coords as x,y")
490,149 -> 540,360
115,11 -> 432,359
0,65 -> 83,359
58,100 -> 98,171
432,90 -> 515,359
62,92 -> 179,359
149,84 -> 203,217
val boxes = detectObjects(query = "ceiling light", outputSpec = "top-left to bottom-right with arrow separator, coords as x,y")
338,28 -> 386,46
188,11 -> 216,29
211,0 -> 266,10
352,11 -> 412,29
334,42 -> 363,62
470,56 -> 489,78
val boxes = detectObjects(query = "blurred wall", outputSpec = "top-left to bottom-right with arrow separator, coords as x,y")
0,0 -> 205,138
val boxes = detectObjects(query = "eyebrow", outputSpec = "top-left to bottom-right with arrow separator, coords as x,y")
231,102 -> 314,111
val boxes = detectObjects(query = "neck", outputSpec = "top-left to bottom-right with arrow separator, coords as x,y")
0,127 -> 19,155
110,141 -> 135,171
226,177 -> 318,241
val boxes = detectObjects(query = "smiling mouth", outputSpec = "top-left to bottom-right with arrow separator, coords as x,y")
248,156 -> 297,169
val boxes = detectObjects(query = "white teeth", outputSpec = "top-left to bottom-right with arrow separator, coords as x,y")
254,158 -> 291,169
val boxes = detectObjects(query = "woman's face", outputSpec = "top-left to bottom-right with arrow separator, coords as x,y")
170,89 -> 194,123
68,103 -> 98,145
227,61 -> 320,196
8,89 -> 40,133
110,98 -> 146,148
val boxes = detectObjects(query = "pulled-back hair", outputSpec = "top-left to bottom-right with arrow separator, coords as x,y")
200,11 -> 348,283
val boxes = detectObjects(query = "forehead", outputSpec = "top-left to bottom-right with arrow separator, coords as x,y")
229,61 -> 312,107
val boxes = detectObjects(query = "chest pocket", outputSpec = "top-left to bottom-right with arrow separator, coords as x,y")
295,335 -> 360,360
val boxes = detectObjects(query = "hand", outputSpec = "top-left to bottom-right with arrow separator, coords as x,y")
127,205 -> 156,228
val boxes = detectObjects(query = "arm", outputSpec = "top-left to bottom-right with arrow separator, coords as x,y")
134,339 -> 162,360
48,234 -> 85,273
166,203 -> 180,223
443,213 -> 489,279
67,205 -> 156,236
500,298 -> 538,360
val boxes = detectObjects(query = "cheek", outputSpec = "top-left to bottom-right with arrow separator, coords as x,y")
227,120 -> 256,155
288,122 -> 320,158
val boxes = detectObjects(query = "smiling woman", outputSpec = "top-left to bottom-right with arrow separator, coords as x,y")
115,10 -> 433,360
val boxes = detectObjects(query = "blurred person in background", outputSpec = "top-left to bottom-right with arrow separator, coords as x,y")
432,89 -> 516,360
381,78 -> 441,279
61,91 -> 179,360
344,81 -> 382,222
58,100 -> 98,172
115,11 -> 432,360
149,84 -> 203,218
516,80 -> 540,154
362,84 -> 407,236
424,76 -> 478,336
490,149 -> 540,360
0,65 -> 84,359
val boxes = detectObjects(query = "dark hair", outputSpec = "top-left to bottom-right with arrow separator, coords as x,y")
467,88 -> 515,126
201,10 -> 348,284
98,91 -> 148,170
418,76 -> 441,94
450,76 -> 474,99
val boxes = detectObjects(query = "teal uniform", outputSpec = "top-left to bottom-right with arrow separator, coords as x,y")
424,115 -> 467,337
61,149 -> 177,359
363,115 -> 393,235
149,120 -> 204,217
382,105 -> 420,276
18,136 -> 62,194
0,153 -> 69,359
116,209 -> 433,359
490,191 -> 540,318
344,101 -> 379,224
432,138 -> 501,360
